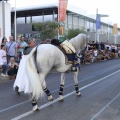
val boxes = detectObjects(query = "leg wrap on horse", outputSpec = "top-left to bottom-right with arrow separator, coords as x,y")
32,99 -> 39,111
59,84 -> 64,95
44,87 -> 51,96
75,84 -> 79,94
32,99 -> 37,106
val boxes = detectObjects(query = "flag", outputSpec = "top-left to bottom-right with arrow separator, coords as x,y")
113,23 -> 118,34
0,28 -> 1,37
96,14 -> 101,29
58,0 -> 68,22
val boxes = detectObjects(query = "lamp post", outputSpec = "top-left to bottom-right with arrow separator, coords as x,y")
14,0 -> 16,41
2,0 -> 5,37
96,9 -> 109,43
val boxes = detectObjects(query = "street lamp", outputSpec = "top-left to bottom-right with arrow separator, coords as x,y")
14,0 -> 16,41
2,0 -> 5,37
96,9 -> 109,43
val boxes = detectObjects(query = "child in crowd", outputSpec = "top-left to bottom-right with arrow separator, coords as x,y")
7,57 -> 19,80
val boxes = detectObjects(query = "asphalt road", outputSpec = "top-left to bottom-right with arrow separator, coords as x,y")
0,59 -> 120,120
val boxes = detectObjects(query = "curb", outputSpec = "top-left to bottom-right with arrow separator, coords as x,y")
0,76 -> 14,83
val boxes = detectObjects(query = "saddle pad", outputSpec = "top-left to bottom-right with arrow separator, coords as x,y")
60,40 -> 76,54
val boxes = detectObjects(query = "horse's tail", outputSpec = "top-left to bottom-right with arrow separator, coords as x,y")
26,47 -> 45,100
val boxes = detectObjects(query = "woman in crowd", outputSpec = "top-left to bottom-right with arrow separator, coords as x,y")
1,37 -> 7,45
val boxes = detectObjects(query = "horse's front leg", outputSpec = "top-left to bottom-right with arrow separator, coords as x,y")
59,72 -> 66,101
73,68 -> 81,96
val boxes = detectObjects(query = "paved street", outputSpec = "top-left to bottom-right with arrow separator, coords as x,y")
0,59 -> 120,120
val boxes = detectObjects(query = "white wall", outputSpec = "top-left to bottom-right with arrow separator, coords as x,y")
0,2 -> 11,43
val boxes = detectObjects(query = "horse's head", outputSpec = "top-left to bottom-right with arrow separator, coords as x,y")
82,34 -> 91,51
69,33 -> 89,54
78,34 -> 89,54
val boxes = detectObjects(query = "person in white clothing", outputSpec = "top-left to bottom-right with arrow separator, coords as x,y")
0,45 -> 8,77
13,38 -> 36,95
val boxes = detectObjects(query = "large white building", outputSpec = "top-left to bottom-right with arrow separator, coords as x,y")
11,3 -> 120,43
0,1 -> 11,43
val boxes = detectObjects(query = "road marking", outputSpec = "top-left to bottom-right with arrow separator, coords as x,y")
0,100 -> 29,113
11,69 -> 120,120
0,68 -> 109,113
90,92 -> 120,120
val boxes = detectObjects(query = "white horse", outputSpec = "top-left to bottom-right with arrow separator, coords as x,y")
26,33 -> 88,111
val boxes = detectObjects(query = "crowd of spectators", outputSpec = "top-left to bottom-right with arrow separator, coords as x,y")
0,36 -> 51,79
0,35 -> 28,79
80,41 -> 120,64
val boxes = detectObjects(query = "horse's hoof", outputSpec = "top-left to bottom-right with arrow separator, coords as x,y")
34,108 -> 40,112
33,105 -> 39,112
76,92 -> 81,97
59,99 -> 64,102
48,95 -> 53,101
59,95 -> 64,102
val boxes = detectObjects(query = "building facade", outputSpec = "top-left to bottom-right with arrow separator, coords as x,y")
11,4 -> 120,43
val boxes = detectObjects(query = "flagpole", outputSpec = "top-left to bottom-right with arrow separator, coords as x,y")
107,20 -> 109,42
95,8 -> 98,42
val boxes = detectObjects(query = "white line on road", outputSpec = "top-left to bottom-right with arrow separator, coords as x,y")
0,68 -> 109,113
11,69 -> 120,120
90,92 -> 120,120
0,100 -> 29,113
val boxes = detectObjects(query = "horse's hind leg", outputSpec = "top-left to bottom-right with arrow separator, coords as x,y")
59,73 -> 65,101
73,69 -> 81,96
32,98 -> 39,111
43,87 -> 53,101
41,77 -> 53,101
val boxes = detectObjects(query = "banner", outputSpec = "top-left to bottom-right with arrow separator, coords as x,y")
58,0 -> 68,22
113,23 -> 118,34
96,14 -> 101,29
0,28 -> 1,37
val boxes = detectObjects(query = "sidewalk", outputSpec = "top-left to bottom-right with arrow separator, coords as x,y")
0,76 -> 12,83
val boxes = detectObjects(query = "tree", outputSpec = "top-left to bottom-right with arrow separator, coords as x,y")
32,21 -> 59,39
66,28 -> 85,40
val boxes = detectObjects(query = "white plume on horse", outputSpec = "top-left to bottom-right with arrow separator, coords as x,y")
26,33 -> 88,105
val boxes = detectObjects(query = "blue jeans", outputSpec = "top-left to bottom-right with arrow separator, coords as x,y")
17,52 -> 22,63
2,64 -> 8,74
7,55 -> 15,64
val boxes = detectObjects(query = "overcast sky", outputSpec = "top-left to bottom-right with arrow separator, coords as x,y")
9,0 -> 120,27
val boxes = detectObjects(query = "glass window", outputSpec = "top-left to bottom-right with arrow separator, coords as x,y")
26,17 -> 30,24
32,16 -> 43,23
44,15 -> 53,22
17,17 -> 25,24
